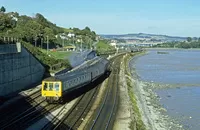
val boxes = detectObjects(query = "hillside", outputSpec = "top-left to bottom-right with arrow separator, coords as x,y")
101,33 -> 187,43
0,11 -> 97,47
0,8 -> 97,72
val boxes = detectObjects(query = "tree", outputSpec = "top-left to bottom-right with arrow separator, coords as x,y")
0,6 -> 6,13
0,13 -> 13,31
187,37 -> 192,42
84,26 -> 91,32
198,37 -> 200,42
44,27 -> 56,43
35,13 -> 49,27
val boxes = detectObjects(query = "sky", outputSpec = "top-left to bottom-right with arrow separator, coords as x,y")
1,0 -> 200,37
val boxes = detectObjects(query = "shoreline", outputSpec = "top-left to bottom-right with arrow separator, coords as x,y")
146,47 -> 200,50
129,54 -> 184,130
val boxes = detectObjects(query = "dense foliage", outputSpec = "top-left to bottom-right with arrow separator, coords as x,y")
0,11 -> 97,47
22,41 -> 71,72
0,6 -> 6,13
0,8 -> 98,72
153,41 -> 200,49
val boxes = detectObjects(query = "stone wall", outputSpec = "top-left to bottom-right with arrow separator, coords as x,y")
0,44 -> 18,54
0,44 -> 45,96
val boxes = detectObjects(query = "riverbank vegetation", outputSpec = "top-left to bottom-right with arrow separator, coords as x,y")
124,53 -> 146,130
153,38 -> 200,49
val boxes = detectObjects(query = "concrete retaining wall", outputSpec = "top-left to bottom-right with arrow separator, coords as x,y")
0,44 -> 45,97
0,44 -> 19,54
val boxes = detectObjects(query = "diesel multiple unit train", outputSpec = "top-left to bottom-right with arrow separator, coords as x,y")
41,57 -> 110,103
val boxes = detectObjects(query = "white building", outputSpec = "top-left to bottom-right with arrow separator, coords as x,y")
110,42 -> 117,48
110,42 -> 116,46
68,33 -> 75,38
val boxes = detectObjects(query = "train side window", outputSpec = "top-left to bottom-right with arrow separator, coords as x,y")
75,79 -> 77,84
54,83 -> 59,91
49,83 -> 53,91
44,83 -> 48,90
69,81 -> 72,86
71,81 -> 73,86
68,82 -> 70,87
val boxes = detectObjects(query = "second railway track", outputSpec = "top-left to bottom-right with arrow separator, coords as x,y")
85,54 -> 123,130
0,54 -> 124,130
42,77 -> 103,130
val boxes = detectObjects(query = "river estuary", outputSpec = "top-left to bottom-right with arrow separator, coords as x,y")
131,49 -> 200,130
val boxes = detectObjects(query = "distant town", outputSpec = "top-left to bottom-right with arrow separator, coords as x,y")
101,33 -> 188,46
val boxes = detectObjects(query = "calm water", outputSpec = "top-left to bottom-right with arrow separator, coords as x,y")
133,49 -> 200,130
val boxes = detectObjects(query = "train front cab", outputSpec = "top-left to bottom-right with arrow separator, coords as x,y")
41,81 -> 62,103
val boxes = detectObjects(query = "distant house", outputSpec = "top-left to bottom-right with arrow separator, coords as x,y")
77,39 -> 81,42
110,42 -> 116,46
59,33 -> 68,39
64,45 -> 76,51
110,42 -> 117,48
68,33 -> 75,38
7,12 -> 18,21
96,35 -> 101,41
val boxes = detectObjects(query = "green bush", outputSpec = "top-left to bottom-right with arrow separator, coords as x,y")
21,41 -> 71,73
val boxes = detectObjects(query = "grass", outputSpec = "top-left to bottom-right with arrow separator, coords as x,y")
21,42 -> 71,73
40,49 -> 72,59
124,52 -> 146,130
63,28 -> 74,33
96,40 -> 116,55
96,40 -> 110,49
96,40 -> 115,50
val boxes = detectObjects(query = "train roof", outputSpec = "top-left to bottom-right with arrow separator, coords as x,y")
42,57 -> 109,82
43,76 -> 60,82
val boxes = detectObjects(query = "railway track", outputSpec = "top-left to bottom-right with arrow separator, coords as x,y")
85,54 -> 122,130
0,90 -> 42,126
1,101 -> 63,130
0,54 -> 124,130
0,88 -> 63,130
42,79 -> 102,130
41,93 -> 86,130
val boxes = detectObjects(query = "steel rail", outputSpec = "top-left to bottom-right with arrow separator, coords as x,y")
89,55 -> 122,130
68,85 -> 99,130
42,93 -> 85,130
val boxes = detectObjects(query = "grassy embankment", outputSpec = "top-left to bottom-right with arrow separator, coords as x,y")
124,52 -> 146,130
96,40 -> 116,55
22,41 -> 72,73
39,49 -> 72,59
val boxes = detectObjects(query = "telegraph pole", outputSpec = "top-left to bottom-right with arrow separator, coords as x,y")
63,38 -> 64,51
47,35 -> 49,54
35,35 -> 37,47
81,38 -> 83,52
41,38 -> 43,49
